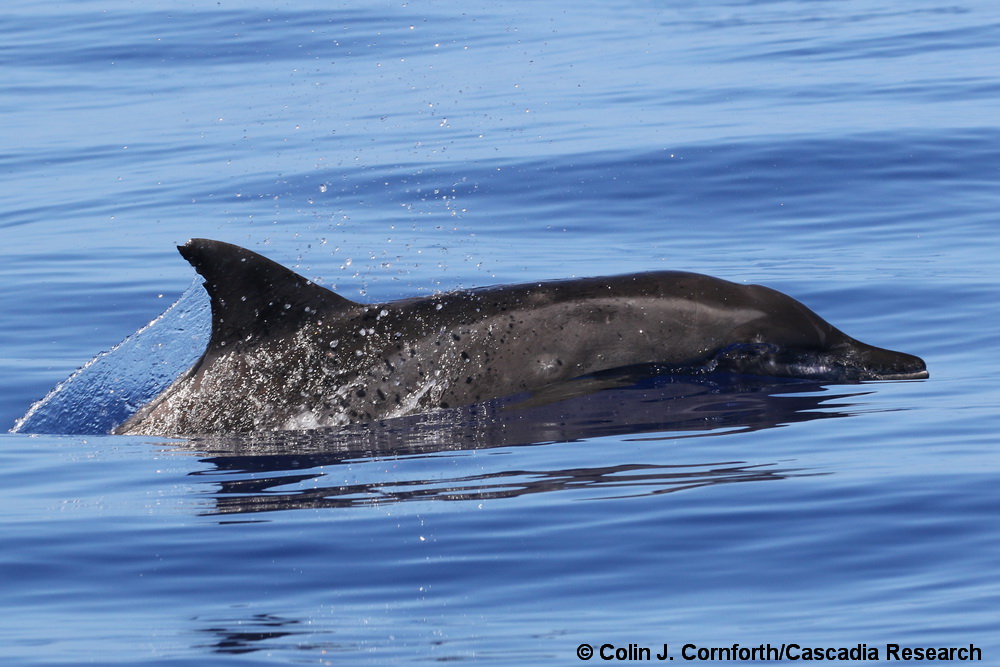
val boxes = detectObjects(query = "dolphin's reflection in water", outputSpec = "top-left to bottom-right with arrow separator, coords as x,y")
194,614 -> 313,655
177,372 -> 872,516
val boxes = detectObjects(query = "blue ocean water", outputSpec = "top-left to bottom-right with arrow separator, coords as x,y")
2,0 -> 998,664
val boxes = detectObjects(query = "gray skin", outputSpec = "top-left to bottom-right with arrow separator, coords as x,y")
115,239 -> 927,436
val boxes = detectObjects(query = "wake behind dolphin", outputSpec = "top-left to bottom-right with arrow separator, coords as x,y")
114,239 -> 927,436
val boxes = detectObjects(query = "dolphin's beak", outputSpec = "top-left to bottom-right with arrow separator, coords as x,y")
849,341 -> 928,381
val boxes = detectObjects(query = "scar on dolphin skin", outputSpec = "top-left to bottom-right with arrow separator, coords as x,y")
114,239 -> 927,436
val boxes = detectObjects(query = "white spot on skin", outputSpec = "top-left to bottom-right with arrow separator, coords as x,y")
283,410 -> 327,430
384,380 -> 438,419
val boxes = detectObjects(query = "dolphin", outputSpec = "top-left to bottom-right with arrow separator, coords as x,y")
114,239 -> 927,436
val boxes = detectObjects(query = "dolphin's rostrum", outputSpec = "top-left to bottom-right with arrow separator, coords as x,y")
115,239 -> 927,436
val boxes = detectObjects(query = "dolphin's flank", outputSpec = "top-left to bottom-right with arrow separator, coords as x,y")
114,239 -> 927,436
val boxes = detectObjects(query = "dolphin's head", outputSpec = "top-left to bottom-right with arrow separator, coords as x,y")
708,282 -> 929,382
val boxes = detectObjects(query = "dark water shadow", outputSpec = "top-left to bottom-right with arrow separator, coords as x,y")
192,613 -> 342,656
175,373 -> 874,517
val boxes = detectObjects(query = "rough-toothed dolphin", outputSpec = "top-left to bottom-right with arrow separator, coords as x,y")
115,239 -> 927,436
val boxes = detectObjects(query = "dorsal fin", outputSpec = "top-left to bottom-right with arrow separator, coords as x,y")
178,239 -> 357,354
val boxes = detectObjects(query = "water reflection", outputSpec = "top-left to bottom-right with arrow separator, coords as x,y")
177,374 -> 865,516
193,613 -> 340,656
205,461 -> 806,514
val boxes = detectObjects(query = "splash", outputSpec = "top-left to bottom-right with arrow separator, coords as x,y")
11,282 -> 210,435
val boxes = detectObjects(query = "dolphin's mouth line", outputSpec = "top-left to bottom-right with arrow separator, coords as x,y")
702,342 -> 929,383
861,369 -> 930,381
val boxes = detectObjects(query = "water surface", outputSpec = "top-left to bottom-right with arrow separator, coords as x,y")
2,0 -> 998,664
